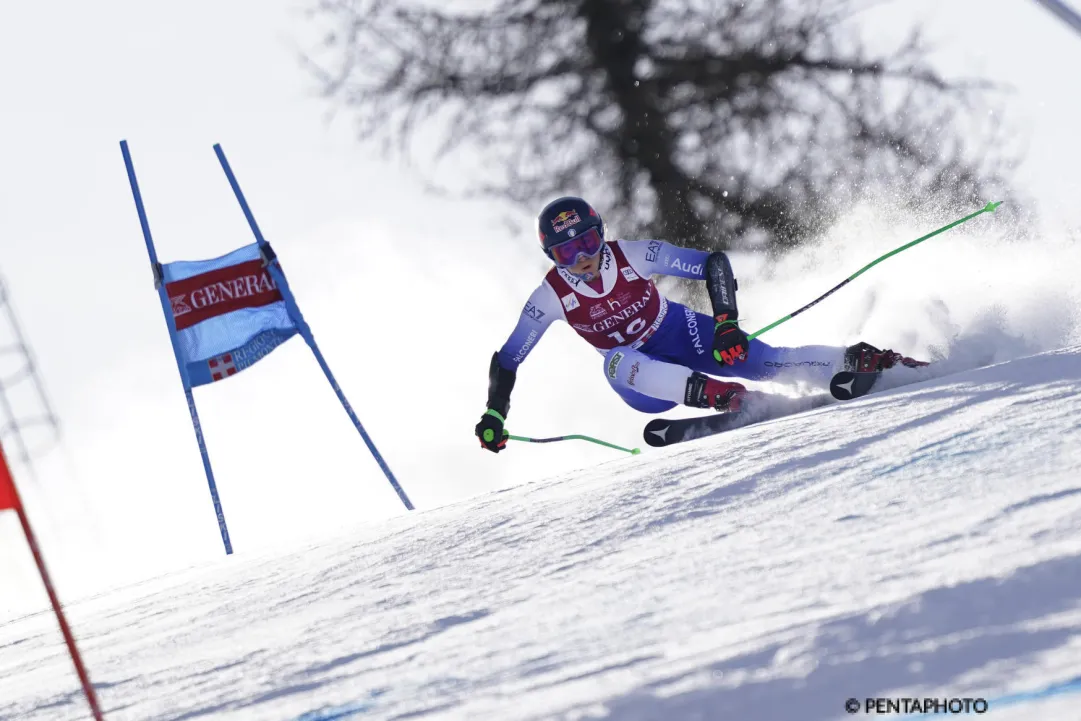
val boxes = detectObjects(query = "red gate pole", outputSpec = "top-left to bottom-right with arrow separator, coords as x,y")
0,445 -> 104,721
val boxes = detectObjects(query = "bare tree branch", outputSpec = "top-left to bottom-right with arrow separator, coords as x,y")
304,0 -> 1020,252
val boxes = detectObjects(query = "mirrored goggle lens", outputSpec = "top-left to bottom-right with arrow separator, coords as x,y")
550,227 -> 603,266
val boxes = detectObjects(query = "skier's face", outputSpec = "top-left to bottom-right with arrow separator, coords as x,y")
568,250 -> 601,280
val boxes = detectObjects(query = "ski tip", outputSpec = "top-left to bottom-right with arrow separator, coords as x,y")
984,200 -> 1003,213
643,419 -> 673,447
830,371 -> 856,399
829,371 -> 878,401
830,372 -> 856,400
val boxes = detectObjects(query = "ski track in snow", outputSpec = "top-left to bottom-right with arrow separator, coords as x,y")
3,348 -> 1081,720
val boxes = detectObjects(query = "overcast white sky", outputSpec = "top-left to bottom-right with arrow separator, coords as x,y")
1,0 -> 1080,616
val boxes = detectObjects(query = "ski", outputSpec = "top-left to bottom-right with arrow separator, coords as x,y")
829,370 -> 880,401
830,358 -> 932,401
831,346 -> 933,401
643,393 -> 835,447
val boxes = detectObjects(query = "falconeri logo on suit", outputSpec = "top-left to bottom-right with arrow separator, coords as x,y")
684,306 -> 705,355
765,360 -> 832,368
513,329 -> 539,363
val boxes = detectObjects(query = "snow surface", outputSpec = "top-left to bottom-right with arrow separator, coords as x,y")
3,346 -> 1081,720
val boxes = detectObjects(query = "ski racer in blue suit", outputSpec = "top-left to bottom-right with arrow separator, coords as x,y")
476,197 -> 926,452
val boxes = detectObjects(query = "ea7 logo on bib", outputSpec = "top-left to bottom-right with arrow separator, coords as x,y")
620,266 -> 640,282
561,293 -> 580,311
523,302 -> 545,322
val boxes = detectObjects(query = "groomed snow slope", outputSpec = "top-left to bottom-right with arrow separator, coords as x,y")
3,347 -> 1081,721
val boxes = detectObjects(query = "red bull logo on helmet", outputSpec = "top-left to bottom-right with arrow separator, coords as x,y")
551,209 -> 581,233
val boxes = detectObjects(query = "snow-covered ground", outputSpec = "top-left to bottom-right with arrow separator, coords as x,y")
3,345 -> 1081,721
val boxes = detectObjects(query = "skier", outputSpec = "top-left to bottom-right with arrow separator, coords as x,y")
475,196 -> 926,452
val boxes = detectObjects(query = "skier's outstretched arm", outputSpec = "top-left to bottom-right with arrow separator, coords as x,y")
619,239 -> 712,281
476,283 -> 562,453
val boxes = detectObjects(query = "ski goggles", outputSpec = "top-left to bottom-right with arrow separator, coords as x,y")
549,227 -> 604,267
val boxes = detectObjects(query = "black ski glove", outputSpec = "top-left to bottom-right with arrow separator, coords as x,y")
713,320 -> 749,366
476,409 -> 509,453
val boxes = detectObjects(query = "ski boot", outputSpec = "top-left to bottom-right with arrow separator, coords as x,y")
830,342 -> 929,400
684,372 -> 746,412
844,341 -> 929,372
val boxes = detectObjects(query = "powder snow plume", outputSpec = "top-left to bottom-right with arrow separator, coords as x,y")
689,201 -> 1081,386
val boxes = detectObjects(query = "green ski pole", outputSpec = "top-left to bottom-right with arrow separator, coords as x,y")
506,433 -> 641,455
744,201 -> 1002,341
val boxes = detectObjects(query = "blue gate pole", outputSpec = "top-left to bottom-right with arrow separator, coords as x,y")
1032,0 -> 1081,37
119,140 -> 234,553
212,143 -> 415,511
